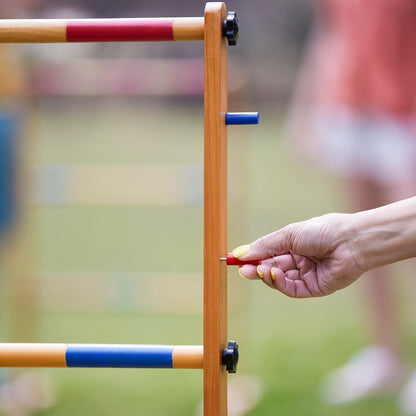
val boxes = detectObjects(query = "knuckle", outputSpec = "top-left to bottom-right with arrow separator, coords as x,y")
254,236 -> 274,258
256,236 -> 268,251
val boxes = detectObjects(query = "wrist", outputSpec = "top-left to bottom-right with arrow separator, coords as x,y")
346,199 -> 416,271
345,211 -> 378,272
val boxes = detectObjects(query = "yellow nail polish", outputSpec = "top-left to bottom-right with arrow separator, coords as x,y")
271,267 -> 276,281
257,265 -> 264,279
232,245 -> 250,258
238,267 -> 246,279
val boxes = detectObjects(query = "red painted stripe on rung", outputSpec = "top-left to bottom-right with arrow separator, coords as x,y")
66,19 -> 174,42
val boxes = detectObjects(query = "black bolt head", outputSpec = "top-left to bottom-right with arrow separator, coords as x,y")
222,340 -> 239,373
223,11 -> 239,46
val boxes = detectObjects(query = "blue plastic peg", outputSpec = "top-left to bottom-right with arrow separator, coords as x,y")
225,112 -> 259,125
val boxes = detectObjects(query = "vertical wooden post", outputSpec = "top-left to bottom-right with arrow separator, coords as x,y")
203,3 -> 228,415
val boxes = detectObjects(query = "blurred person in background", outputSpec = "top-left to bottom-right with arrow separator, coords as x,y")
284,0 -> 416,412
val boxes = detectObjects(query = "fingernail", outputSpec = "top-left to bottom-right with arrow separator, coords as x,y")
232,245 -> 250,258
238,267 -> 247,279
271,267 -> 276,281
257,265 -> 264,279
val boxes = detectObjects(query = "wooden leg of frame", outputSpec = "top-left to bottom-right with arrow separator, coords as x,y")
203,2 -> 228,416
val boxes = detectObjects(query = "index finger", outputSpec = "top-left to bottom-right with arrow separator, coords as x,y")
231,227 -> 293,262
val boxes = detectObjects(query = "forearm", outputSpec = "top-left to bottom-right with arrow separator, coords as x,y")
347,197 -> 416,271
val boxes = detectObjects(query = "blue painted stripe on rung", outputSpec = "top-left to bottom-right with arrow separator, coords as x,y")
225,112 -> 259,125
65,344 -> 174,368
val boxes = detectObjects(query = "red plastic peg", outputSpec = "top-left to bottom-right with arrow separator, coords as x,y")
220,253 -> 260,266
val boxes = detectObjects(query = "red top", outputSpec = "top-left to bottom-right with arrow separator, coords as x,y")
313,0 -> 416,116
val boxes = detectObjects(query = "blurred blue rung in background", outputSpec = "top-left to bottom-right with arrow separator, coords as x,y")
0,112 -> 18,236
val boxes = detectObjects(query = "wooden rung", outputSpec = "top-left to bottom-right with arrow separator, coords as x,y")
0,343 -> 204,369
0,17 -> 204,43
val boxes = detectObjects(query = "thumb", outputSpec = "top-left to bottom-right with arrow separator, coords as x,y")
232,227 -> 293,261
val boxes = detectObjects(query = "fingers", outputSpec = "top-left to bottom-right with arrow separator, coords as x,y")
237,254 -> 323,298
231,226 -> 294,262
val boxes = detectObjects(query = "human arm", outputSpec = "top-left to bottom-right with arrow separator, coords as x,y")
234,197 -> 416,298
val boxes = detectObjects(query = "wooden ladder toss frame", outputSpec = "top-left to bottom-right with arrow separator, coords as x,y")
0,3 -> 237,415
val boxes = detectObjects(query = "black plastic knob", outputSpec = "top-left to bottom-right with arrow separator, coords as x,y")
222,340 -> 239,373
223,11 -> 239,46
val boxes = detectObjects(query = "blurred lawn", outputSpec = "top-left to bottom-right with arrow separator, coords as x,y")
19,100 -> 416,415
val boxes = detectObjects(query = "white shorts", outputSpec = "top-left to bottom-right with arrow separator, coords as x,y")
314,108 -> 416,185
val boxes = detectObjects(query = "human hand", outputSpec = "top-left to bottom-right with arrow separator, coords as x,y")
233,213 -> 366,298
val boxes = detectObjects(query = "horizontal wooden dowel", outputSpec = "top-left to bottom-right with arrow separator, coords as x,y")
0,343 -> 204,368
172,345 -> 204,369
0,343 -> 67,367
0,20 -> 67,43
173,17 -> 204,41
0,17 -> 204,43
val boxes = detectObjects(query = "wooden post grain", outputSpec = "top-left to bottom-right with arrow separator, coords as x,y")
203,3 -> 228,415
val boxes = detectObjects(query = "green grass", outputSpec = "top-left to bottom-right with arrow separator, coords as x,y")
4,99 -> 414,415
